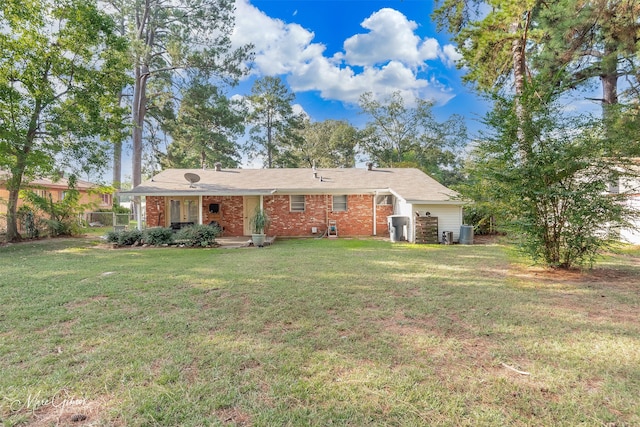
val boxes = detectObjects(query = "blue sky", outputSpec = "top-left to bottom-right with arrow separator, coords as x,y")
229,0 -> 490,132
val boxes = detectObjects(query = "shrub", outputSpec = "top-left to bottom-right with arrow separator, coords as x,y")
118,229 -> 143,246
105,229 -> 143,246
175,224 -> 221,247
143,227 -> 174,245
19,176 -> 86,237
105,230 -> 119,243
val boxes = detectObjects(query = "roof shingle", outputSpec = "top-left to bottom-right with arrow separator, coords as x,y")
124,167 -> 461,203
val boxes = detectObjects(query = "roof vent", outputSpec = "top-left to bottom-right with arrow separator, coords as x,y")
366,162 -> 373,171
214,162 -> 222,171
184,172 -> 201,188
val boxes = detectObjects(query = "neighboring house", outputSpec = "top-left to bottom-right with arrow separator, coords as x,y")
124,165 -> 465,243
609,172 -> 640,245
0,171 -> 112,232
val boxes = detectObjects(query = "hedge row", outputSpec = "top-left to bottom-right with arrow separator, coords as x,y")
105,224 -> 222,247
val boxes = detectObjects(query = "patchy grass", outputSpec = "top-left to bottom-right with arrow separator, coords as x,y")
0,238 -> 638,426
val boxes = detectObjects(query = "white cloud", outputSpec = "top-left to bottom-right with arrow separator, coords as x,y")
440,44 -> 463,67
232,0 -> 458,108
336,8 -> 440,67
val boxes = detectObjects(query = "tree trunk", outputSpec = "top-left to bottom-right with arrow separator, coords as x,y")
132,64 -> 148,188
131,63 -> 148,229
6,94 -> 42,241
600,41 -> 619,124
112,11 -> 126,204
5,184 -> 22,242
511,17 -> 530,159
112,91 -> 124,204
267,121 -> 273,168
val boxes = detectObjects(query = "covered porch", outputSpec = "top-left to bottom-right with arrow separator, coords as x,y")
143,194 -> 268,237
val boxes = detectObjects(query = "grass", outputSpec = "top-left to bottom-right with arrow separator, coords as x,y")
0,237 -> 638,426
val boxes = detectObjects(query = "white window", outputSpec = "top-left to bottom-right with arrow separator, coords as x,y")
608,178 -> 620,194
332,195 -> 347,212
376,195 -> 392,205
101,193 -> 112,205
290,195 -> 305,212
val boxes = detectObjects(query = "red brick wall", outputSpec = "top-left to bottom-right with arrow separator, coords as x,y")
376,204 -> 393,236
146,196 -> 165,227
202,196 -> 243,236
145,194 -> 388,237
264,194 -> 380,237
265,194 -> 328,236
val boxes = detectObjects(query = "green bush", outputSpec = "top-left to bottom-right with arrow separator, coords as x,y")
143,227 -> 174,245
105,229 -> 143,246
175,224 -> 221,247
105,230 -> 119,243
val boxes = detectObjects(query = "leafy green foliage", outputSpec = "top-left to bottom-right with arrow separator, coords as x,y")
433,0 -> 539,93
358,91 -> 466,186
143,227 -> 175,246
470,84 -> 639,268
0,0 -> 129,241
161,77 -> 245,169
106,229 -> 143,246
175,224 -> 221,247
293,119 -> 359,168
533,0 -> 640,106
19,177 -> 87,237
246,76 -> 305,168
121,0 -> 253,186
249,208 -> 270,234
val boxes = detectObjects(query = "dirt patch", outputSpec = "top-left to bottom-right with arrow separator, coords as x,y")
216,407 -> 252,426
509,263 -> 639,288
64,295 -> 109,310
12,396 -> 110,427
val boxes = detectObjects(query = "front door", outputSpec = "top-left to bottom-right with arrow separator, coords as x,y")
243,196 -> 260,236
167,197 -> 199,227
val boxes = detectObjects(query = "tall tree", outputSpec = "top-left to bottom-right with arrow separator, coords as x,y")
161,78 -> 245,169
471,82 -> 638,268
295,119 -> 359,168
434,0 -> 640,112
246,76 -> 304,168
434,0 -> 540,156
100,0 -> 252,187
0,0 -> 129,241
533,0 -> 640,117
358,91 -> 466,185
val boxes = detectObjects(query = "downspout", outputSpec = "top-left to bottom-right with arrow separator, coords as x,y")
373,191 -> 377,236
325,194 -> 329,232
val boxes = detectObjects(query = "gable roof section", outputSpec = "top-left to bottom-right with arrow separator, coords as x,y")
0,170 -> 96,191
125,167 -> 461,204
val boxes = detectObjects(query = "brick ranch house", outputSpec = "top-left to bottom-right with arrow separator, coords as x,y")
124,166 -> 465,243
0,171 -> 113,233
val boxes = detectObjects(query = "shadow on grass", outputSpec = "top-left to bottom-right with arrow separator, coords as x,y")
1,237 -> 638,426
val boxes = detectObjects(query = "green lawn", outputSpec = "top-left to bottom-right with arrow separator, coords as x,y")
1,237 -> 638,426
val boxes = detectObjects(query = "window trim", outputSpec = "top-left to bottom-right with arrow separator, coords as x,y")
376,194 -> 393,205
290,195 -> 305,212
332,195 -> 347,212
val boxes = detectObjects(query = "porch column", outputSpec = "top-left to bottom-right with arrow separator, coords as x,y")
199,195 -> 203,225
136,196 -> 143,230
